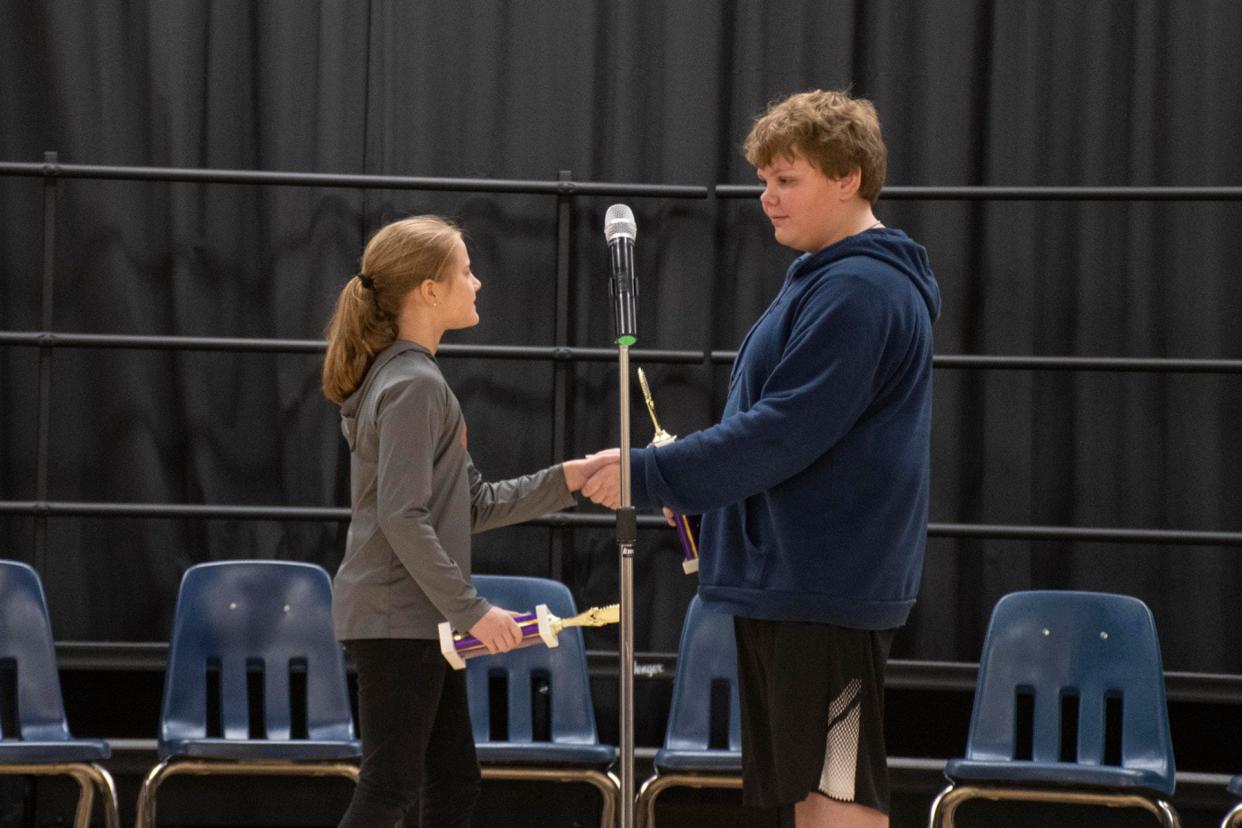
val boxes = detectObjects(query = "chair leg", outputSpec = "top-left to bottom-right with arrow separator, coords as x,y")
927,784 -> 958,828
1154,798 -> 1181,828
581,770 -> 619,828
635,772 -> 744,828
137,759 -> 361,828
86,763 -> 121,828
602,770 -> 621,828
636,773 -> 660,828
68,764 -> 120,828
135,758 -> 173,828
479,767 -> 620,828
926,783 -> 1179,828
0,763 -> 119,828
64,766 -> 96,828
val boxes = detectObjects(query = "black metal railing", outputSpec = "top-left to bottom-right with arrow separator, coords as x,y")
3,501 -> 1242,549
4,157 -> 1242,703
718,184 -> 1242,200
0,159 -> 710,198
5,331 -> 1242,374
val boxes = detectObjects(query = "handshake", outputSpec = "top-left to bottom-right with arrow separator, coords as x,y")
562,448 -> 678,528
562,448 -> 625,510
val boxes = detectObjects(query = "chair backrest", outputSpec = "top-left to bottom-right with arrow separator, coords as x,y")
965,590 -> 1175,790
467,575 -> 599,745
159,561 -> 355,748
0,561 -> 72,741
663,595 -> 741,753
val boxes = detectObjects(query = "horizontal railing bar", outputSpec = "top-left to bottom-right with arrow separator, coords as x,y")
0,160 -> 708,198
719,184 -> 1242,201
49,641 -> 1242,705
5,163 -> 1238,201
4,332 -> 1242,373
0,331 -> 327,353
1164,671 -> 1242,706
0,332 -> 718,363
57,641 -> 168,671
926,522 -> 1242,546
883,660 -> 977,692
3,500 -> 1240,545
935,354 -> 1242,373
0,501 -> 353,520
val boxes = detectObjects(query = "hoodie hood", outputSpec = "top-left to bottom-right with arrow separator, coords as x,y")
339,339 -> 433,450
793,227 -> 941,323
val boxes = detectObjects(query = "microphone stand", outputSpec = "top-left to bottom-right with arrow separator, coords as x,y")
604,203 -> 639,827
616,341 -> 637,828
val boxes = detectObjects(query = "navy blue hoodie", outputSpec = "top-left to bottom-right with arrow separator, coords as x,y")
631,227 -> 941,629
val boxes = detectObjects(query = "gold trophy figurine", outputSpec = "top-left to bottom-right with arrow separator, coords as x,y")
637,368 -> 701,574
638,368 -> 676,446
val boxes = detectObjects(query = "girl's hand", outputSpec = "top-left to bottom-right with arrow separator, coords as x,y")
468,606 -> 524,654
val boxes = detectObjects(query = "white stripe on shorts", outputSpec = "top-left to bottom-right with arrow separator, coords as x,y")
818,677 -> 862,801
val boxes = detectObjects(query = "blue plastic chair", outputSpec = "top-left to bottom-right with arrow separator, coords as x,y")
135,561 -> 361,827
468,574 -> 620,828
0,560 -> 120,828
636,594 -> 742,828
929,590 -> 1180,827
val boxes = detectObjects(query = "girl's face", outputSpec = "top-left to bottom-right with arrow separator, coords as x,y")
437,237 -> 481,330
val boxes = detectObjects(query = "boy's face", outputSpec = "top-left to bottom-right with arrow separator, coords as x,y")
755,152 -> 856,253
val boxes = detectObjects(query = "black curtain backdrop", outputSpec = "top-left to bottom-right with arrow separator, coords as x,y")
2,0 -> 1241,675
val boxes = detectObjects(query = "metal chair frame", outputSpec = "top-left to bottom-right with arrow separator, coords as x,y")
635,595 -> 742,828
638,772 -> 743,828
929,783 -> 1179,828
135,759 -> 358,827
134,561 -> 360,828
0,762 -> 120,828
470,575 -> 621,828
1219,776 -> 1242,828
0,560 -> 121,828
480,765 -> 622,828
928,590 -> 1181,828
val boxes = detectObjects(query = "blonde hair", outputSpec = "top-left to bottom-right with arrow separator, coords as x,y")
743,89 -> 887,205
321,216 -> 461,405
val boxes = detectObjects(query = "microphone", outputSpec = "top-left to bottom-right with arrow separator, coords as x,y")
604,204 -> 638,346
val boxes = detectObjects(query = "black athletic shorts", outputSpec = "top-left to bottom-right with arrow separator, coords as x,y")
733,616 -> 895,814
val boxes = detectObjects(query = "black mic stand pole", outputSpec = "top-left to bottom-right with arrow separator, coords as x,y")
604,203 -> 639,828
617,340 -> 637,828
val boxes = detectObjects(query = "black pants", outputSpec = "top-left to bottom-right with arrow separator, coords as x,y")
338,638 -> 480,828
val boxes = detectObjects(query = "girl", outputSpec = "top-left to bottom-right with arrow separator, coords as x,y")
322,215 -> 615,827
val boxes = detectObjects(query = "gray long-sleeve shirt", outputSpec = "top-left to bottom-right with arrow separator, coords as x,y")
332,340 -> 575,640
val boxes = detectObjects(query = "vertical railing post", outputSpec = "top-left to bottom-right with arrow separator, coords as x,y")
550,170 -> 573,581
33,151 -> 59,574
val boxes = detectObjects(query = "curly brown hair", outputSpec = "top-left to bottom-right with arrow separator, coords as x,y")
743,89 -> 887,205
